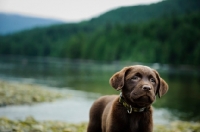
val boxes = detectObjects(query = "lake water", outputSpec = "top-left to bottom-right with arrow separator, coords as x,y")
0,56 -> 199,123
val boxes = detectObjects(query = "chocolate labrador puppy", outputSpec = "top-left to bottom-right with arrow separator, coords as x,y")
87,65 -> 168,132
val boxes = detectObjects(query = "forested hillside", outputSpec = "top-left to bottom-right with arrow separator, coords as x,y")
0,0 -> 200,66
89,0 -> 200,25
59,12 -> 200,66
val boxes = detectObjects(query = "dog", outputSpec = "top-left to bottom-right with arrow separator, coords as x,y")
87,65 -> 168,132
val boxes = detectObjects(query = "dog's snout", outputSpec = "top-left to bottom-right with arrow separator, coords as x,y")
142,85 -> 151,91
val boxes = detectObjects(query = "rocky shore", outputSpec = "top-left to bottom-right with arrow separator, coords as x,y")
0,116 -> 87,132
0,80 -> 199,132
0,116 -> 199,132
0,80 -> 65,107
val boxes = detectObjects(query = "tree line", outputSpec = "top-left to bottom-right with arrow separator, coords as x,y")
0,11 -> 200,66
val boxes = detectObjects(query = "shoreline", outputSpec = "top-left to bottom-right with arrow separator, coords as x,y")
0,80 -> 200,132
0,80 -> 66,107
0,116 -> 199,132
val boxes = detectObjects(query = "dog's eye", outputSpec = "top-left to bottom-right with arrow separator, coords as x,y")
150,78 -> 156,83
131,76 -> 140,81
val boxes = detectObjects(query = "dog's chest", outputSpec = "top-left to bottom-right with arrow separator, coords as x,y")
126,113 -> 147,132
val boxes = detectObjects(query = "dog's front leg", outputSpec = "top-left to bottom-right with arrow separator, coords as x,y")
105,125 -> 127,132
138,115 -> 153,132
104,117 -> 129,132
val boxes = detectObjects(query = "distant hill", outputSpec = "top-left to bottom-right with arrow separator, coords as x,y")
0,0 -> 200,66
0,13 -> 66,35
88,0 -> 200,25
1,0 -> 199,35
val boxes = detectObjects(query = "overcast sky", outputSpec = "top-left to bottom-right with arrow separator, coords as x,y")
0,0 -> 162,22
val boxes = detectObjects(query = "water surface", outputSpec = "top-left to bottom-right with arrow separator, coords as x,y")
0,56 -> 199,122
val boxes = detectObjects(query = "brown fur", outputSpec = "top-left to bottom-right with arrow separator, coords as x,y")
87,65 -> 168,132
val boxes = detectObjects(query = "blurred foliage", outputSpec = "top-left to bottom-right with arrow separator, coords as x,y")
0,0 -> 200,66
89,0 -> 200,25
0,116 -> 200,132
0,116 -> 88,132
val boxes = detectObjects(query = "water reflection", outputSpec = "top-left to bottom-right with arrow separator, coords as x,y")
0,56 -> 199,121
156,72 -> 200,121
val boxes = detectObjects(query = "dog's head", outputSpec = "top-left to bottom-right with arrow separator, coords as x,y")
109,65 -> 168,107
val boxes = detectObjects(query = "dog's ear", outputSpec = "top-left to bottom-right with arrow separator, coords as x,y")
153,70 -> 168,98
109,67 -> 131,90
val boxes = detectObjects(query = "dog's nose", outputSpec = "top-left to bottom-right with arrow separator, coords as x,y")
142,85 -> 151,91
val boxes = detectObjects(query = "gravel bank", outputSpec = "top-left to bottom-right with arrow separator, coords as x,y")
0,80 -> 199,132
0,116 -> 200,132
0,80 -> 66,107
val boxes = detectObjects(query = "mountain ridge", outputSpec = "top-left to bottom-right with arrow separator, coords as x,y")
1,0 -> 200,35
88,0 -> 200,25
0,0 -> 200,66
0,13 -> 66,35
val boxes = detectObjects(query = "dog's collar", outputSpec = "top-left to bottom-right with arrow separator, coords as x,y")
119,92 -> 148,114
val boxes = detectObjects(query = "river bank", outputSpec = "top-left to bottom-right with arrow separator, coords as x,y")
0,80 -> 200,132
0,80 -> 66,107
0,116 -> 200,132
